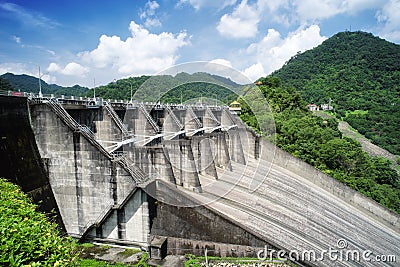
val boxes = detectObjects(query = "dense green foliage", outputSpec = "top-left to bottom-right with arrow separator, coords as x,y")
0,77 -> 14,91
240,77 -> 400,213
83,72 -> 238,104
0,178 -> 78,266
82,75 -> 150,100
1,72 -> 89,96
272,31 -> 400,155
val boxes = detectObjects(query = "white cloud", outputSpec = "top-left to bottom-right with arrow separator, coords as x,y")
217,0 -> 260,39
298,0 -> 387,21
0,62 -> 56,84
12,35 -> 21,44
293,0 -> 342,21
177,0 -> 237,10
0,2 -> 60,28
78,21 -> 189,76
258,0 -> 385,24
0,63 -> 33,76
47,62 -> 88,77
376,0 -> 400,42
144,18 -> 162,28
23,20 -> 190,87
243,63 -> 265,82
140,1 -> 161,28
209,58 -> 233,68
242,25 -> 327,79
144,1 -> 159,16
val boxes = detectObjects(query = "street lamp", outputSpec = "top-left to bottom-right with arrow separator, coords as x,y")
129,82 -> 133,103
38,66 -> 47,97
93,78 -> 96,100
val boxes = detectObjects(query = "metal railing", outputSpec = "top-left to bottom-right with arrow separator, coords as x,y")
104,102 -> 130,136
206,107 -> 220,125
46,99 -> 111,157
112,155 -> 148,184
187,106 -> 202,128
139,103 -> 160,133
165,105 -> 184,130
80,202 -> 114,237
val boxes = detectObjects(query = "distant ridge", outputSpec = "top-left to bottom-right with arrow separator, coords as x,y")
1,72 -> 89,96
81,72 -> 241,104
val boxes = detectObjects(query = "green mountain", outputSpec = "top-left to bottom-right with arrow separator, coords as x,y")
240,76 -> 400,213
83,72 -> 240,105
1,71 -> 240,104
271,31 -> 400,155
1,72 -> 89,96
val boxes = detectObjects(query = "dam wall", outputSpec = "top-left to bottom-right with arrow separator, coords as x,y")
0,96 -> 64,228
1,94 -> 399,266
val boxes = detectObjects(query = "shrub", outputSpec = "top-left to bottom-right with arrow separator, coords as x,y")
0,178 -> 78,266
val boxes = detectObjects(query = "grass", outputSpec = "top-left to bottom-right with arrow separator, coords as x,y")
77,242 -> 150,267
184,254 -> 297,267
78,243 -> 112,258
78,259 -> 128,267
345,109 -> 368,117
117,248 -> 143,257
80,242 -> 96,248
135,252 -> 150,267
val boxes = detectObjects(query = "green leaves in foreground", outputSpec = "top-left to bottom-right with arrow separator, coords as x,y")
0,178 -> 78,266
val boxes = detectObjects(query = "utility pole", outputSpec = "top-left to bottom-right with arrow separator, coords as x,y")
129,82 -> 133,103
38,66 -> 42,97
93,78 -> 96,99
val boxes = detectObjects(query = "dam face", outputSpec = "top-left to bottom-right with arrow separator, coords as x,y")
0,94 -> 399,266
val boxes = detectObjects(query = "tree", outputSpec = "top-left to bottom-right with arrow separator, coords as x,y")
0,77 -> 13,91
239,75 -> 400,213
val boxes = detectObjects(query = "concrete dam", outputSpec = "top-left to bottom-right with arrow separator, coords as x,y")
0,94 -> 399,266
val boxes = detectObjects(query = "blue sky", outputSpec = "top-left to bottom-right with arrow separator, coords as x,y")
0,0 -> 399,87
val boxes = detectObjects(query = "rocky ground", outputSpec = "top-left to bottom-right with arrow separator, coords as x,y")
78,243 -> 145,265
193,262 -> 293,266
78,243 -> 294,267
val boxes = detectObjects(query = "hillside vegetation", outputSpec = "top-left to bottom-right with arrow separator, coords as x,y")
0,178 -> 78,266
0,72 -> 88,96
240,77 -> 400,213
272,31 -> 400,155
82,72 -> 239,104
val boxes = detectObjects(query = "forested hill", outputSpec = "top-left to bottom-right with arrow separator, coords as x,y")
83,72 -> 240,104
240,77 -> 400,213
271,31 -> 400,155
0,72 -> 89,96
1,71 -> 240,104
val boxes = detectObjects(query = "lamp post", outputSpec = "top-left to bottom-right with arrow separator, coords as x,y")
93,78 -> 96,100
38,66 -> 44,97
38,66 -> 42,97
37,66 -> 49,98
129,82 -> 133,103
